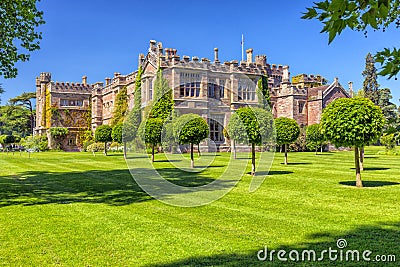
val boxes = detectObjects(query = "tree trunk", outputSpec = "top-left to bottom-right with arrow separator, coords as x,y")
123,141 -> 127,159
104,142 -> 107,156
190,143 -> 194,168
320,144 -> 323,153
233,139 -> 237,159
354,147 -> 363,188
197,143 -> 201,157
151,144 -> 155,162
251,143 -> 256,176
359,147 -> 364,171
315,146 -> 318,155
284,144 -> 288,165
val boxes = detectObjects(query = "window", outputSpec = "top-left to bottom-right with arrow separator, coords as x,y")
237,79 -> 256,101
179,73 -> 201,97
299,101 -> 305,114
219,79 -> 225,98
68,137 -> 76,146
149,78 -> 153,100
60,99 -> 83,107
208,115 -> 225,143
208,82 -> 217,98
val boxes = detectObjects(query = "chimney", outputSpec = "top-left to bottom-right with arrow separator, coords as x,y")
105,78 -> 111,85
82,76 -> 87,85
283,65 -> 290,83
334,77 -> 339,85
246,48 -> 253,63
214,48 -> 219,63
348,81 -> 353,97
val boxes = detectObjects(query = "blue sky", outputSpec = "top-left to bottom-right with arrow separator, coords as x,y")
1,0 -> 399,105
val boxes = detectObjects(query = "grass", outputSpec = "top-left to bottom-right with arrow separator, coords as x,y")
0,147 -> 399,266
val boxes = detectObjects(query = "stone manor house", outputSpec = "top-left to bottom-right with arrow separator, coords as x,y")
35,40 -> 350,151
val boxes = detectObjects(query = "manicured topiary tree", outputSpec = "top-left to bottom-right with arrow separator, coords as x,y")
112,122 -> 125,157
144,118 -> 164,162
306,123 -> 325,155
227,107 -> 274,175
174,114 -> 209,168
275,117 -> 300,165
95,125 -> 112,156
321,98 -> 385,187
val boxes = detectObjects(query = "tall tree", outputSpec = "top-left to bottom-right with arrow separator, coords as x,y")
149,69 -> 174,121
321,98 -> 385,187
0,0 -> 45,78
9,92 -> 36,135
377,88 -> 398,130
302,1 -> 400,79
257,75 -> 271,109
362,53 -> 380,105
123,67 -> 143,146
0,85 -> 4,105
111,86 -> 128,127
0,104 -> 31,136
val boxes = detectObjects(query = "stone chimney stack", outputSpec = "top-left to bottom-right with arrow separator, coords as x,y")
282,65 -> 290,83
348,81 -> 353,97
214,48 -> 219,63
246,48 -> 253,63
105,78 -> 111,85
82,76 -> 87,85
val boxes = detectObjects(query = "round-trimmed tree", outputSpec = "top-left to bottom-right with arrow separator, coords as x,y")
275,117 -> 300,165
95,125 -> 112,156
321,97 -> 385,187
227,107 -> 275,175
306,123 -> 325,155
174,114 -> 209,168
144,118 -> 164,162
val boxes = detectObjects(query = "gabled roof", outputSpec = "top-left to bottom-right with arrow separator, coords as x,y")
307,78 -> 350,99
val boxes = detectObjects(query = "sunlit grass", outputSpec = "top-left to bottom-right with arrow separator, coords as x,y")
0,147 -> 399,266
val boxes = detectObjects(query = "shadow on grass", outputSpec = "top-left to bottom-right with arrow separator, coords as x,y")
280,162 -> 312,165
0,166 -> 231,207
147,222 -> 400,266
246,171 -> 294,176
350,167 -> 390,171
339,181 -> 400,187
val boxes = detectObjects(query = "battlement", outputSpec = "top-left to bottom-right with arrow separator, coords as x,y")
143,40 -> 282,76
292,73 -> 328,86
52,81 -> 93,93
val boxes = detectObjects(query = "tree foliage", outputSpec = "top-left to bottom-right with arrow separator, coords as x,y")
111,122 -> 123,144
362,53 -> 379,105
306,124 -> 325,153
149,69 -> 174,121
174,114 -> 209,168
111,86 -> 128,127
377,88 -> 398,130
9,92 -> 36,135
321,97 -> 385,187
257,75 -> 271,109
49,127 -> 68,138
95,125 -> 112,155
321,98 -> 385,147
275,117 -> 300,146
380,133 -> 396,151
227,107 -> 275,173
0,0 -> 45,78
0,104 -> 31,136
302,0 -> 400,79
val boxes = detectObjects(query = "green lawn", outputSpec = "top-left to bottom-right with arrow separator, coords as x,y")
0,147 -> 399,266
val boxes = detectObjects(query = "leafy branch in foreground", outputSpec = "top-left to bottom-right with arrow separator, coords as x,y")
302,0 -> 400,79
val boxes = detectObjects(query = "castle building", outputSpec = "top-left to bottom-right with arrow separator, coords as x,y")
35,40 -> 350,151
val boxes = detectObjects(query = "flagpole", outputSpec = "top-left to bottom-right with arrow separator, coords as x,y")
241,34 -> 244,62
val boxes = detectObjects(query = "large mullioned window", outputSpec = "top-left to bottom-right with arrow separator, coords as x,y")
179,73 -> 201,97
237,79 -> 256,101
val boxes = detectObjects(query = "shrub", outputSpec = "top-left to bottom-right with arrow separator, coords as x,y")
83,140 -> 95,152
86,142 -> 105,152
